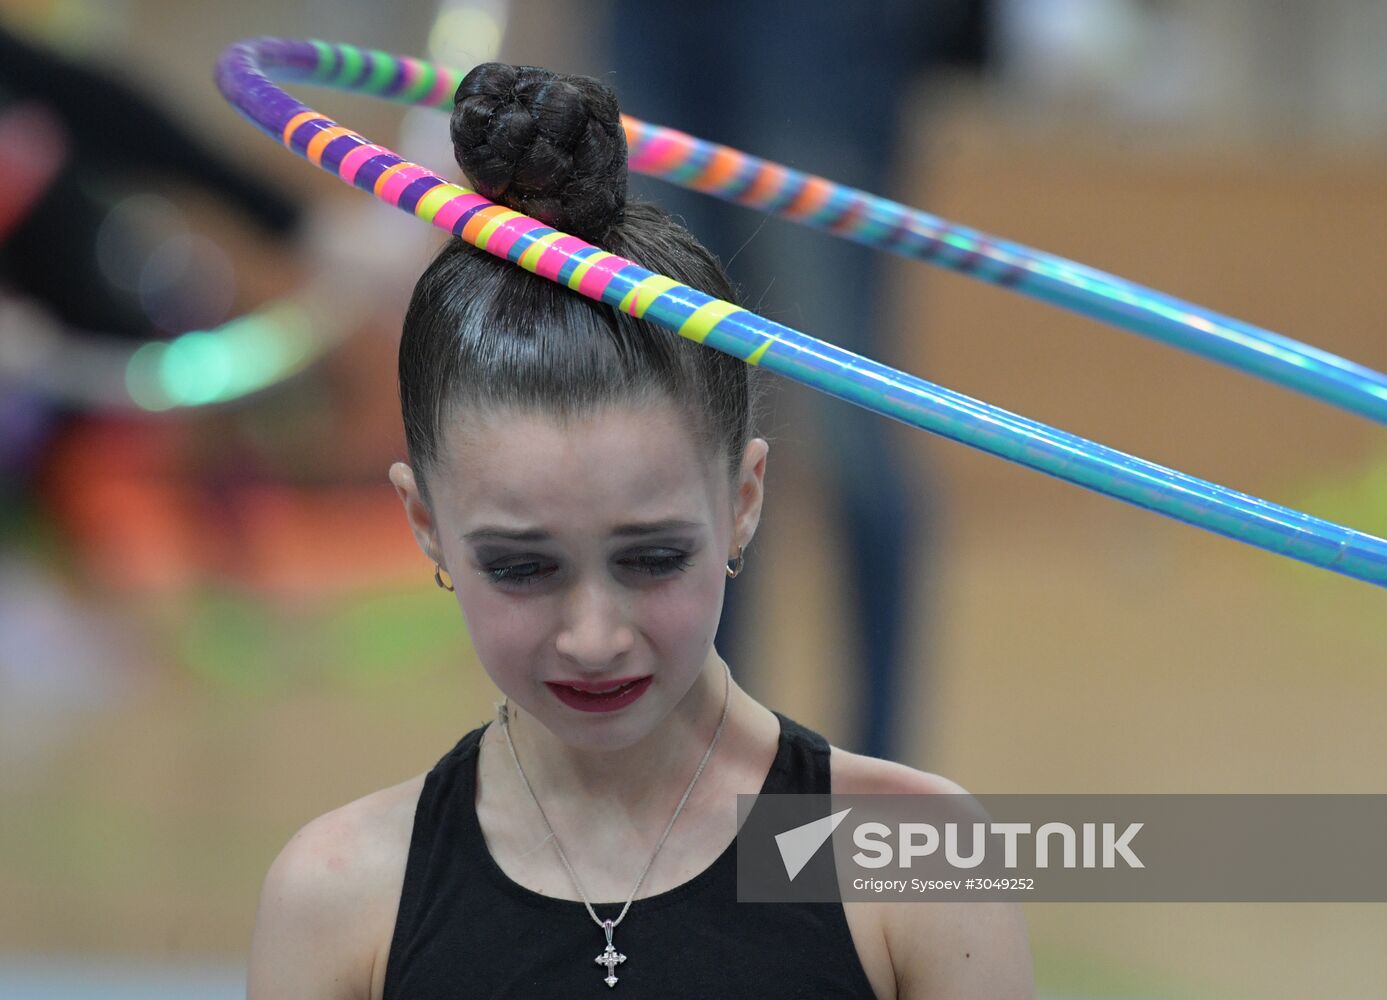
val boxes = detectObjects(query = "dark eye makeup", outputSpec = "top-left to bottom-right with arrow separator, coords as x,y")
484,560 -> 557,587
478,546 -> 695,589
623,548 -> 694,577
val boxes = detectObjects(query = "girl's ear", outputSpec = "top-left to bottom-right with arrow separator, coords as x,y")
389,462 -> 444,565
732,438 -> 769,554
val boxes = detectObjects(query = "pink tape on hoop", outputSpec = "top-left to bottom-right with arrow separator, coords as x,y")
483,216 -> 546,258
534,235 -> 589,281
396,57 -> 422,94
339,142 -> 390,185
627,129 -> 694,174
424,71 -> 456,107
378,164 -> 432,204
432,191 -> 492,230
576,253 -> 624,298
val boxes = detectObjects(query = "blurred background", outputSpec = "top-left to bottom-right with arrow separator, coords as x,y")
1,0 -> 1385,997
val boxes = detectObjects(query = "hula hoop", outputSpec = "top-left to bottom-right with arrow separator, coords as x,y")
625,121 -> 1387,427
215,38 -> 1387,587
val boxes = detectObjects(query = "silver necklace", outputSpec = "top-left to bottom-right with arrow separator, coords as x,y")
497,662 -> 732,988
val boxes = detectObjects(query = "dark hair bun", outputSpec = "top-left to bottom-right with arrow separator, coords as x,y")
451,63 -> 628,242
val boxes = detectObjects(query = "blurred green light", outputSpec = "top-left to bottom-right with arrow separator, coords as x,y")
123,301 -> 321,411
160,330 -> 231,406
125,341 -> 175,411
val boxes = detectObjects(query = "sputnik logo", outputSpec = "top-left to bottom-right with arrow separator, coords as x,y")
774,808 -> 853,880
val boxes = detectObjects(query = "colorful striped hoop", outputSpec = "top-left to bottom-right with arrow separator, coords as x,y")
215,38 -> 1387,587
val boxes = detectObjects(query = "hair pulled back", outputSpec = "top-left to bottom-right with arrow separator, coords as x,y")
399,62 -> 758,502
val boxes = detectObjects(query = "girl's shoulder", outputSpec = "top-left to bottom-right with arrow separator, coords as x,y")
278,771 -> 427,901
247,772 -> 429,1000
822,746 -> 1035,999
828,743 -> 970,797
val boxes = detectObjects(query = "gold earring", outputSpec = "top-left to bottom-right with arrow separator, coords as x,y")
726,545 -> 745,579
434,564 -> 455,591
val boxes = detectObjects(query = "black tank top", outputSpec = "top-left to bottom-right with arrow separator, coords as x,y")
382,710 -> 878,998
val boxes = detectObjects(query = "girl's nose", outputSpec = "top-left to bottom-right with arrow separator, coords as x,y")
554,577 -> 636,667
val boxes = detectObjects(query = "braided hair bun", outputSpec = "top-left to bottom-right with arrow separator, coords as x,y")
451,63 -> 628,243
402,64 -> 756,505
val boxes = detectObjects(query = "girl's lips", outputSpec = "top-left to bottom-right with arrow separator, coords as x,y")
546,676 -> 653,713
548,675 -> 650,694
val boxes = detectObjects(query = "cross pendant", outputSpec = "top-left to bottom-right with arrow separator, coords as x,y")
594,918 -> 626,988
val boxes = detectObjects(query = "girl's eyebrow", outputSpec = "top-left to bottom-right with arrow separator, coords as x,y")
611,519 -> 701,537
464,527 -> 548,542
463,519 -> 701,543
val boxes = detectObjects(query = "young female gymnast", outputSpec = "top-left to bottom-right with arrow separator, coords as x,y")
246,62 -> 1033,999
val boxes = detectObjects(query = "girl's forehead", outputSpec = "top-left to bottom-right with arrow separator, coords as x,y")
435,402 -> 724,528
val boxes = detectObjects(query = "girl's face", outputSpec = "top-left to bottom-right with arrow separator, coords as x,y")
391,399 -> 766,750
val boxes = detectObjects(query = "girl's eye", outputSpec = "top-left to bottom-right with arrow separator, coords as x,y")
480,549 -> 693,588
621,549 -> 693,577
484,561 -> 555,588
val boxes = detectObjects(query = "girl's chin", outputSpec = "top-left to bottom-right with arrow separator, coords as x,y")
547,715 -> 663,754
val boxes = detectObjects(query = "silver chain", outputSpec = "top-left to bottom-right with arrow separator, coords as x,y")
497,661 -> 732,932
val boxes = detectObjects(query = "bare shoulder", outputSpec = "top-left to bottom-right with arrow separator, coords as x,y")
828,747 -> 1035,1000
246,773 -> 427,1000
828,745 -> 969,797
